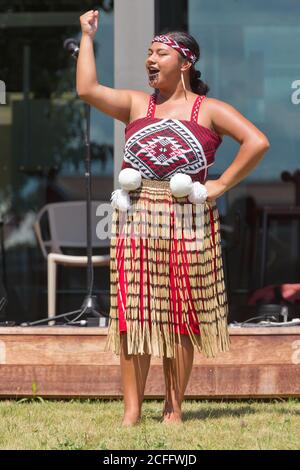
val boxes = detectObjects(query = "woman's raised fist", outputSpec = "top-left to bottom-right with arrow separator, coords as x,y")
79,10 -> 99,38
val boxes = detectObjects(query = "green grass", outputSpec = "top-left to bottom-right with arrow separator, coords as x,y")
0,398 -> 300,450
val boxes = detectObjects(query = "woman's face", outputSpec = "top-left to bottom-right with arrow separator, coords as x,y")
145,42 -> 181,88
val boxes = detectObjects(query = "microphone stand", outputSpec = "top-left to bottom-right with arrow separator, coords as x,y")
22,39 -> 105,327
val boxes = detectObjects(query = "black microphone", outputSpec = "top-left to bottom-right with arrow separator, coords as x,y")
63,38 -> 79,59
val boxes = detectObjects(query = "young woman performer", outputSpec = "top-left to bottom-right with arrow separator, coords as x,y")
77,9 -> 270,427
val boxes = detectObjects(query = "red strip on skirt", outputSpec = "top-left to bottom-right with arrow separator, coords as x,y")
116,204 -> 218,335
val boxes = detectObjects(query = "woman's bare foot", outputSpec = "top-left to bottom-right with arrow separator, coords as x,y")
162,411 -> 182,424
122,411 -> 141,427
161,403 -> 182,424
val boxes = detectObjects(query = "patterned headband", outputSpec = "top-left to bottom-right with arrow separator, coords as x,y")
151,34 -> 197,65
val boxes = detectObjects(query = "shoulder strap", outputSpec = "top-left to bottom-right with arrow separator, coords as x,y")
190,95 -> 206,122
146,91 -> 157,118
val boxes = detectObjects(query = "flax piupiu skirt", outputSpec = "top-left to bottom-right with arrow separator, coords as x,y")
105,178 -> 230,359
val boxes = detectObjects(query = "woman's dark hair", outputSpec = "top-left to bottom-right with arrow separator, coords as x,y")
161,30 -> 210,96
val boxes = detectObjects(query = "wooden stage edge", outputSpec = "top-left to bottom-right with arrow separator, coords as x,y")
1,326 -> 300,399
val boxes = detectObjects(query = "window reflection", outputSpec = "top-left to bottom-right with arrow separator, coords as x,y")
187,0 -> 300,319
0,4 -> 113,321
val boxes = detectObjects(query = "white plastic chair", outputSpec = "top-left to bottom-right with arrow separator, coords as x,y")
34,201 -> 111,321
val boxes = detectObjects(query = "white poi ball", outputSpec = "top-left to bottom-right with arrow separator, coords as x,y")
188,181 -> 208,204
118,168 -> 142,191
110,188 -> 131,211
169,173 -> 193,197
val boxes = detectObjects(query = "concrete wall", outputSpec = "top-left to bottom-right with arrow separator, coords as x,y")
114,0 -> 155,189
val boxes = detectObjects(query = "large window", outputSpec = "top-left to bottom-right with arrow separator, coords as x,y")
188,0 -> 300,182
0,1 -> 114,321
157,0 -> 300,320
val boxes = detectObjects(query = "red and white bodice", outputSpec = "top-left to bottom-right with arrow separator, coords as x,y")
121,92 -> 222,183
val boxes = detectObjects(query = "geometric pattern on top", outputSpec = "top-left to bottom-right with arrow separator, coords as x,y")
123,118 -> 207,180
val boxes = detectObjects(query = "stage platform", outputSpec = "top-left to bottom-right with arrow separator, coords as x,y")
0,326 -> 300,399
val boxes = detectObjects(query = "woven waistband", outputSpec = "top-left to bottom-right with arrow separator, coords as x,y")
140,178 -> 170,189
